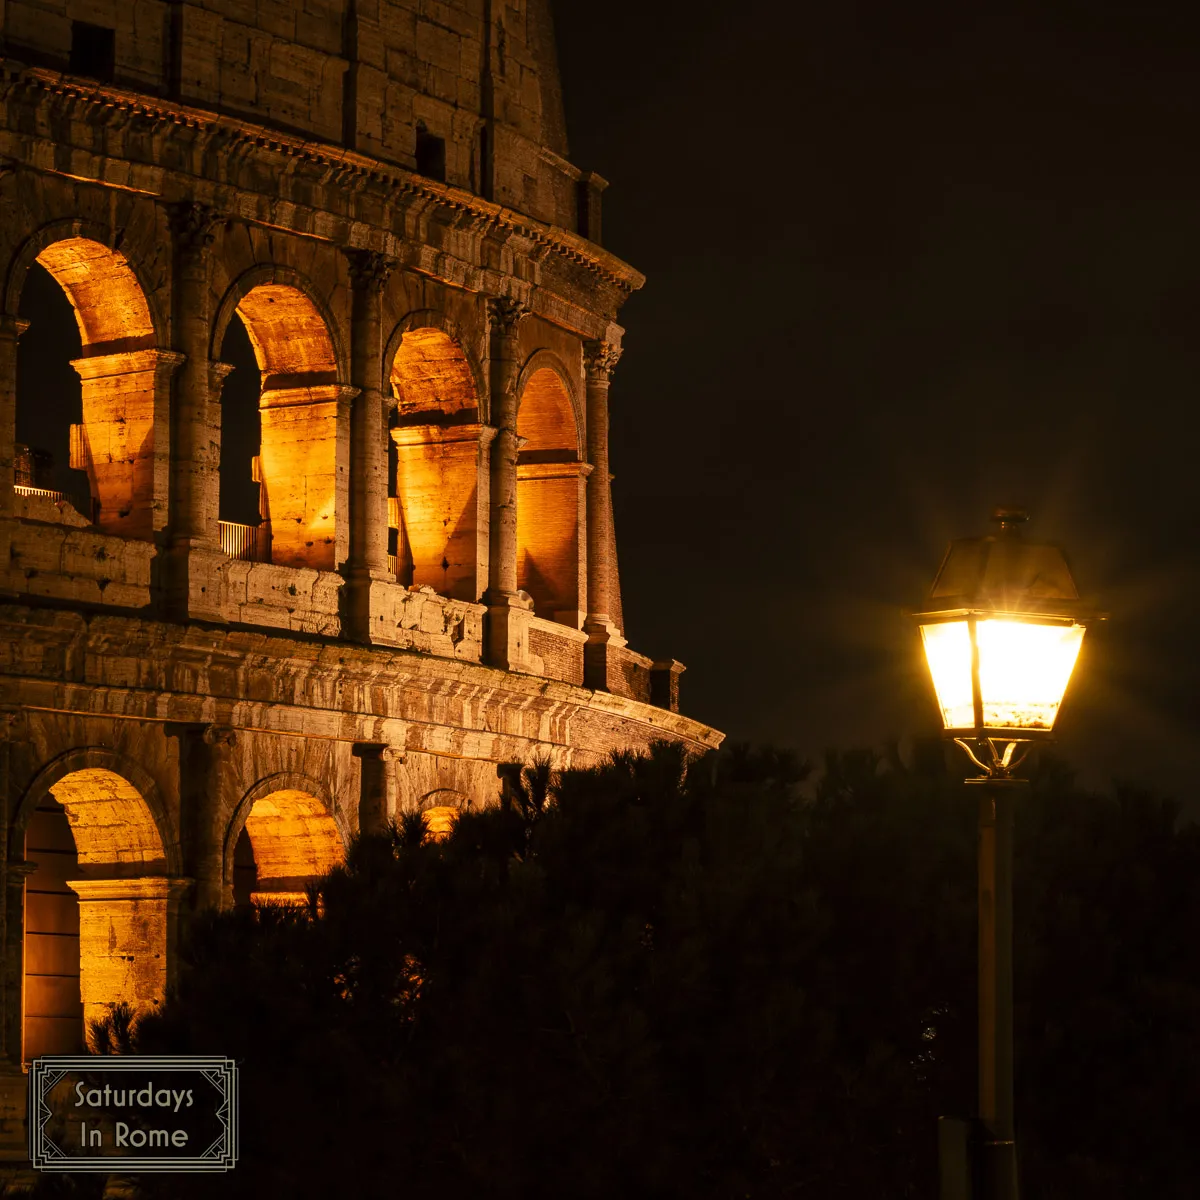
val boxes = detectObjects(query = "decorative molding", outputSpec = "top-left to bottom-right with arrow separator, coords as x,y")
0,316 -> 30,342
351,742 -> 404,763
208,360 -> 236,395
346,249 -> 396,295
202,724 -> 237,752
169,201 -> 223,257
583,339 -> 621,383
1,68 -> 646,299
486,296 -> 528,337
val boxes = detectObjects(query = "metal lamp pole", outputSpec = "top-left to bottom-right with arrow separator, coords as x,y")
917,509 -> 1097,1200
960,738 -> 1026,1200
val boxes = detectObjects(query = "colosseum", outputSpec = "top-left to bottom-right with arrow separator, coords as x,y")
0,0 -> 721,1158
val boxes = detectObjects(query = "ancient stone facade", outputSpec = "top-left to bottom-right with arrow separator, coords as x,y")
0,0 -> 720,1162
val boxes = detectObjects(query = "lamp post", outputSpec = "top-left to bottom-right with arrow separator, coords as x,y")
914,509 -> 1097,1200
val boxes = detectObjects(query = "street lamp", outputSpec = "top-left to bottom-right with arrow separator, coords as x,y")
914,508 -> 1097,1200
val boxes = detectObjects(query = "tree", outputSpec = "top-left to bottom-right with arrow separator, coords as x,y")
84,742 -> 1198,1200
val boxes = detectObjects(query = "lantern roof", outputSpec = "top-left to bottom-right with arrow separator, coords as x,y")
918,508 -> 1091,622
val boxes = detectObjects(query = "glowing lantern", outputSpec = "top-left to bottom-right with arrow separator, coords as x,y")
914,509 -> 1095,772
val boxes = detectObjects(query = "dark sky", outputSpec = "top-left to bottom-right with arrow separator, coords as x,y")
14,3 -> 1199,799
553,0 -> 1200,799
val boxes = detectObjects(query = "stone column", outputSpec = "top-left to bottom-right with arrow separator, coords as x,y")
2,864 -> 35,1066
0,706 -> 20,1064
484,297 -> 529,670
66,878 -> 192,1030
352,744 -> 403,836
344,250 -> 395,641
175,723 -> 237,913
0,317 -> 29,523
1,716 -> 32,1142
169,203 -> 222,551
165,204 -> 222,620
582,340 -> 627,691
71,349 -> 184,540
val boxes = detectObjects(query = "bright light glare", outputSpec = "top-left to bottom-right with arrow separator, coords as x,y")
920,618 -> 1085,731
921,621 -> 974,729
977,619 -> 1083,730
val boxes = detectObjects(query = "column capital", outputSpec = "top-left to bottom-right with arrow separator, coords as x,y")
0,315 -> 29,342
169,202 -> 224,258
583,339 -> 622,383
486,296 -> 528,337
201,724 -> 238,752
346,249 -> 396,295
208,360 -> 236,394
351,742 -> 404,763
67,877 -> 195,903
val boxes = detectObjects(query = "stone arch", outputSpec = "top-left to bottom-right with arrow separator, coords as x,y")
210,265 -> 348,380
515,350 -> 583,457
3,218 -> 167,342
212,266 -> 352,570
16,748 -> 186,1057
6,222 -> 175,540
417,788 -> 471,840
383,309 -> 486,413
226,772 -> 348,906
515,352 -> 587,626
14,747 -> 180,875
385,312 -> 487,600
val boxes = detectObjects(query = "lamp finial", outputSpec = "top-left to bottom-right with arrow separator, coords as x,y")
991,507 -> 1029,535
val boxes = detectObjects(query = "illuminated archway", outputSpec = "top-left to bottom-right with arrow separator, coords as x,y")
417,789 -> 470,841
218,280 -> 347,570
388,323 -> 486,600
229,783 -> 346,907
21,761 -> 180,1057
516,360 -> 585,625
13,235 -> 171,540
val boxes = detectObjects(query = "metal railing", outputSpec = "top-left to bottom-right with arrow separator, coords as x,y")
388,553 -> 398,575
219,520 -> 271,563
13,484 -> 97,523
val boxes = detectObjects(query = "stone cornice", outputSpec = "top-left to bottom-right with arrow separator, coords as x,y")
0,67 -> 647,305
0,607 -> 724,756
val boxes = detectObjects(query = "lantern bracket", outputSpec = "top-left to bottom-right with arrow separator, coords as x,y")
955,736 -> 1033,784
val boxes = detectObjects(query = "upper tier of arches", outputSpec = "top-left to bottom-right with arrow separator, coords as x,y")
5,219 -> 602,638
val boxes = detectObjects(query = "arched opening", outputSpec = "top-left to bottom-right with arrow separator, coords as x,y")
232,789 -> 345,907
389,326 -> 485,600
22,798 -> 83,1058
22,766 -> 175,1056
418,789 -> 469,842
516,365 -> 585,626
219,284 -> 345,570
15,238 -> 165,539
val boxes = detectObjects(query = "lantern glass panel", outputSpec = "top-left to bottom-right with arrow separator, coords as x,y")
977,619 -> 1084,731
920,620 -> 974,730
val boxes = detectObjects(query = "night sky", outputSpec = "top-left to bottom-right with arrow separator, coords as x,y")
14,2 -> 1199,801
553,1 -> 1200,801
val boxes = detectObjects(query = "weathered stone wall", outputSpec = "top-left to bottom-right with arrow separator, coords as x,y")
2,0 -> 582,230
527,618 -> 585,686
0,5 -> 720,1153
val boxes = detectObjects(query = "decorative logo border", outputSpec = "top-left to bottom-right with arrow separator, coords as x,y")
29,1056 -> 239,1173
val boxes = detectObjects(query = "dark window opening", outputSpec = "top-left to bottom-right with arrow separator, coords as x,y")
415,126 -> 446,183
70,21 -> 116,83
16,263 -> 90,512
232,827 -> 257,908
218,315 -> 263,528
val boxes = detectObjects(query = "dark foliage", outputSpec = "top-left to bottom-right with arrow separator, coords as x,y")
99,743 -> 1198,1199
